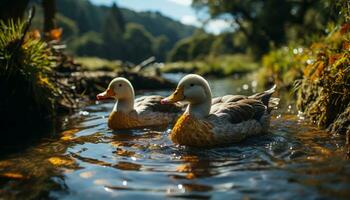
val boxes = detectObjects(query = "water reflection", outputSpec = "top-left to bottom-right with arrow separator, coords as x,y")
0,74 -> 349,199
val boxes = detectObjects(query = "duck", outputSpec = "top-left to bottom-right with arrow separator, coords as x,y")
96,77 -> 183,130
161,74 -> 279,147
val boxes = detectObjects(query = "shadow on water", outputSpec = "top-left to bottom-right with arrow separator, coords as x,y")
0,73 -> 349,199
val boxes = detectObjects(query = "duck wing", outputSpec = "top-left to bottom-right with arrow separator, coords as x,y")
210,99 -> 267,124
248,85 -> 279,111
212,85 -> 279,112
135,95 -> 184,113
212,95 -> 247,105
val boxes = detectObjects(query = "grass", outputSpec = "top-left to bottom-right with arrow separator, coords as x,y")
0,19 -> 61,142
161,54 -> 259,77
75,57 -> 124,71
259,22 -> 350,134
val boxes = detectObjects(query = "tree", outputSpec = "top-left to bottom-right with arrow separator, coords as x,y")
167,38 -> 191,61
101,3 -> 126,60
192,0 -> 338,56
73,31 -> 103,57
154,35 -> 170,61
112,3 -> 126,33
188,33 -> 214,60
0,0 -> 29,21
124,23 -> 154,63
42,0 -> 56,32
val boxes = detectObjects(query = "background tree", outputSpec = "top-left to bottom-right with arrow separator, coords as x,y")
101,3 -> 125,60
42,0 -> 56,32
124,23 -> 154,63
192,0 -> 339,56
0,0 -> 29,21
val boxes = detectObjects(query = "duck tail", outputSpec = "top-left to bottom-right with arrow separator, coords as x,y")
249,84 -> 279,110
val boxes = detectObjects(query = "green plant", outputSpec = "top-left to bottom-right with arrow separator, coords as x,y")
297,24 -> 350,130
0,19 -> 60,140
162,54 -> 258,77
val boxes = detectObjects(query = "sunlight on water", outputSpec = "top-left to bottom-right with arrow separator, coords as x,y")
0,74 -> 349,199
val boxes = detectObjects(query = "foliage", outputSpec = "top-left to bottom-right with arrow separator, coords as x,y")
0,19 -> 60,136
260,45 -> 307,88
75,57 -> 123,71
124,23 -> 154,63
168,31 -> 248,62
69,31 -> 103,57
162,54 -> 258,76
167,38 -> 192,62
52,0 -> 195,62
56,14 -> 79,40
192,0 -> 341,56
297,24 -> 350,131
101,3 -> 125,60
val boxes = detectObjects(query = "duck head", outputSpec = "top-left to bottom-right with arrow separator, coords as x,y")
96,77 -> 135,112
162,74 -> 212,118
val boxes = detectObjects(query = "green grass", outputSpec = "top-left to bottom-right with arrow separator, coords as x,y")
258,45 -> 306,88
75,57 -> 124,71
161,54 -> 258,76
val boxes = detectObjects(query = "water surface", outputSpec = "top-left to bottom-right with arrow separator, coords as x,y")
0,74 -> 349,199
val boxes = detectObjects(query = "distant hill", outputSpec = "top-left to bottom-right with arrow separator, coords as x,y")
49,0 -> 196,62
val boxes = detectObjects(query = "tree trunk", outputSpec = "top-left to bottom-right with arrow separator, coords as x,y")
42,0 -> 56,32
0,0 -> 29,21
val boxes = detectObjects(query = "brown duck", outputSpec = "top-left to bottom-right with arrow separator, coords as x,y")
97,77 -> 183,130
161,74 -> 279,147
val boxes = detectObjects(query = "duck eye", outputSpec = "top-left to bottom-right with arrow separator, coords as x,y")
190,83 -> 194,87
118,84 -> 122,87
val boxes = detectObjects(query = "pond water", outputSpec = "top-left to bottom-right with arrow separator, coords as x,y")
0,73 -> 349,200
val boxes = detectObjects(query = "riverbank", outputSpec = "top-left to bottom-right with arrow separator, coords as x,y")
260,23 -> 350,135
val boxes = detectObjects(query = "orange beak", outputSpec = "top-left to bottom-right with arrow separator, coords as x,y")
96,88 -> 115,100
161,87 -> 185,104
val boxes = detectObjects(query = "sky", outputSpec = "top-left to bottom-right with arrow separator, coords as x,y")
89,0 -> 232,34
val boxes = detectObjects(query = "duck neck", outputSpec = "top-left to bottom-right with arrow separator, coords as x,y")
187,91 -> 212,119
113,93 -> 135,113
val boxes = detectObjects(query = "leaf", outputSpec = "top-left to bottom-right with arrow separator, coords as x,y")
49,28 -> 62,41
340,23 -> 350,35
328,53 -> 341,65
342,41 -> 350,50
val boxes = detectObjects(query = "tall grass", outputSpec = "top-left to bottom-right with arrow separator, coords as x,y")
0,19 -> 60,141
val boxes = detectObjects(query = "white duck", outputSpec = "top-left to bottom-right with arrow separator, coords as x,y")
161,74 -> 279,147
96,77 -> 183,130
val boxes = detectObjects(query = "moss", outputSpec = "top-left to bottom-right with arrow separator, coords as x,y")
259,23 -> 350,135
296,24 -> 350,132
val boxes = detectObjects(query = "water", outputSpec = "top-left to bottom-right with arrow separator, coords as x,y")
0,74 -> 349,200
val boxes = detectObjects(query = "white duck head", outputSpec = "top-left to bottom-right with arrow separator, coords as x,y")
96,77 -> 135,112
161,74 -> 212,119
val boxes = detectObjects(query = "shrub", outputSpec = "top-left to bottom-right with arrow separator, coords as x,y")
260,45 -> 307,88
0,19 -> 60,142
297,24 -> 350,131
